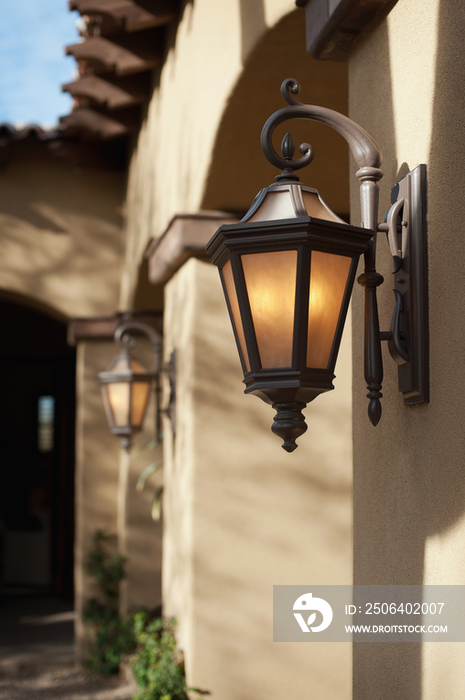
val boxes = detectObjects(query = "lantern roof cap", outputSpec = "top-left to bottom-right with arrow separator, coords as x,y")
241,181 -> 344,225
97,348 -> 154,384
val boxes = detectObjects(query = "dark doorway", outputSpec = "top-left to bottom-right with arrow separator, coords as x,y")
0,298 -> 75,601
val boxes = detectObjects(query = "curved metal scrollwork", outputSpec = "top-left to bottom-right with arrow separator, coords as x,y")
115,321 -> 162,368
260,79 -> 382,179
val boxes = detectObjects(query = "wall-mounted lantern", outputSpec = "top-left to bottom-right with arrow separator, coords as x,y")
206,79 -> 428,452
98,321 -> 162,451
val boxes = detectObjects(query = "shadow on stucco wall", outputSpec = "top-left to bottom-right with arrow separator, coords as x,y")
239,0 -> 266,64
417,0 -> 465,541
350,15 -> 424,700
201,10 -> 350,219
353,1 -> 465,696
0,141 -> 125,318
132,257 -> 164,310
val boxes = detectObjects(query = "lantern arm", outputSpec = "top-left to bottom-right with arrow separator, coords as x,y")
260,78 -> 386,426
261,78 -> 382,175
115,321 -> 162,374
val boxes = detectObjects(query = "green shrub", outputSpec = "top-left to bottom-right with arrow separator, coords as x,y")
83,531 -> 204,695
130,612 -> 191,700
83,529 -> 136,676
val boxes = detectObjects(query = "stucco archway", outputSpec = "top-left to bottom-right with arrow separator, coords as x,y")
201,9 -> 350,219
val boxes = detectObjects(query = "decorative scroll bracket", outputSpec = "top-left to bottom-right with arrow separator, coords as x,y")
259,80 -> 429,425
379,165 -> 429,404
160,350 -> 176,437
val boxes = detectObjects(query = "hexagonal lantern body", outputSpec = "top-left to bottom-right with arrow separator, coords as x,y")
206,180 -> 373,451
98,348 -> 154,451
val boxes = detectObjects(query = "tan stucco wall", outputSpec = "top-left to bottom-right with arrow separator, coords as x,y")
163,258 -> 352,700
0,142 -> 124,318
74,341 -> 121,660
120,2 -> 350,308
75,339 -> 163,659
121,0 -> 295,306
349,0 -> 465,697
121,443 -> 163,614
119,338 -> 163,615
121,5 -> 354,694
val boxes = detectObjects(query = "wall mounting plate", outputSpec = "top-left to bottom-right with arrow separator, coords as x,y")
388,164 -> 429,404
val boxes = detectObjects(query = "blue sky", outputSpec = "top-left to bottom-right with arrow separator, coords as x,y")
0,1 -> 79,128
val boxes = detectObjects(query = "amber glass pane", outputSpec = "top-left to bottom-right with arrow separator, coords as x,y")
307,251 -> 352,368
131,381 -> 150,427
242,250 -> 297,368
107,382 -> 131,426
222,260 -> 251,372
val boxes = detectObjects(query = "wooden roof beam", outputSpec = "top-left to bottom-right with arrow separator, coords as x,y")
65,29 -> 161,76
59,106 -> 139,139
68,311 -> 162,345
62,72 -> 151,110
68,0 -> 178,34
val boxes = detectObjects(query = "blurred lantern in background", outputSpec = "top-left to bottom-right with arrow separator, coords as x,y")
98,321 -> 162,451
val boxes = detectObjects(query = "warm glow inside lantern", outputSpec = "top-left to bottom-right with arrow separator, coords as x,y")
206,180 -> 373,451
98,347 -> 153,451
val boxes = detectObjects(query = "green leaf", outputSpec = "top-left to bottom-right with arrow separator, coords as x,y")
151,486 -> 164,521
83,530 -> 135,676
129,616 -> 193,700
188,688 -> 211,696
136,461 -> 164,491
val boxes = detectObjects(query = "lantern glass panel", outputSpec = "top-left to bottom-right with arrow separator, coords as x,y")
100,385 -> 115,428
301,191 -> 342,222
107,354 -> 148,375
247,189 -> 342,223
131,382 -> 151,427
222,260 -> 251,372
129,357 -> 148,373
307,251 -> 352,368
242,250 -> 297,368
107,382 -> 131,426
111,355 -> 130,373
248,191 -> 298,222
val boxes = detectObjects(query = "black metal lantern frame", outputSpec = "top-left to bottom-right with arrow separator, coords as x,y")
209,215 -> 371,451
206,79 -> 429,451
98,321 -> 162,451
